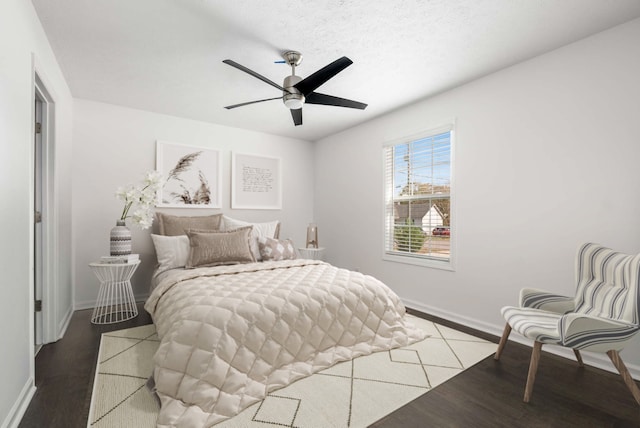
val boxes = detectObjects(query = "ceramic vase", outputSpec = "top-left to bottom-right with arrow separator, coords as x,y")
110,220 -> 132,256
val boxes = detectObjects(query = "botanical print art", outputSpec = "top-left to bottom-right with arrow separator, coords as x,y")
156,141 -> 221,208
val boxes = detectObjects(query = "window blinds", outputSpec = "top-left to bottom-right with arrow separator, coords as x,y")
384,129 -> 452,262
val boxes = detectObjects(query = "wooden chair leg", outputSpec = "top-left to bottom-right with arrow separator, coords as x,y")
607,350 -> 640,405
494,323 -> 512,360
573,349 -> 584,367
524,341 -> 543,403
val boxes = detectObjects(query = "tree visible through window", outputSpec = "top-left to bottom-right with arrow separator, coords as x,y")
384,127 -> 452,265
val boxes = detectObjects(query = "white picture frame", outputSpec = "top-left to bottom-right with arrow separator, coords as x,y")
156,141 -> 221,208
231,152 -> 282,210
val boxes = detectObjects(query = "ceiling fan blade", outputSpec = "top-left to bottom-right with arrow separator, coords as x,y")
294,56 -> 353,96
305,92 -> 368,110
290,108 -> 302,126
224,97 -> 282,110
223,59 -> 288,92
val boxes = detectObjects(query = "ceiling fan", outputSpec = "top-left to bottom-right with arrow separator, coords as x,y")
222,51 -> 367,126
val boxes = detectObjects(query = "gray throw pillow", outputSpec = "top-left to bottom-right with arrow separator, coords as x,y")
185,226 -> 255,268
157,213 -> 222,236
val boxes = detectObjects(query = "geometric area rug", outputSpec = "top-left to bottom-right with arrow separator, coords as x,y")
87,315 -> 496,427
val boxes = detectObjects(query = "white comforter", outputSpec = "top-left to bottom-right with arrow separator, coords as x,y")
144,259 -> 425,427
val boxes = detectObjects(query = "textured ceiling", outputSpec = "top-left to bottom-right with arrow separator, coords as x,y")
32,0 -> 640,141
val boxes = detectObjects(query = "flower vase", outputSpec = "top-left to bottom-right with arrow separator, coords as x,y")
110,220 -> 132,256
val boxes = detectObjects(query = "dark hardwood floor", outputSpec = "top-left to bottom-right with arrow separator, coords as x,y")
373,308 -> 640,428
18,305 -> 640,427
19,304 -> 153,428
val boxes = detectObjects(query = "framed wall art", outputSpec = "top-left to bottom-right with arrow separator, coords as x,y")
231,152 -> 282,210
156,141 -> 221,208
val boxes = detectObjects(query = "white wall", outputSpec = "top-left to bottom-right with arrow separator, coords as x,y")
0,1 -> 74,426
315,18 -> 640,375
72,99 -> 315,307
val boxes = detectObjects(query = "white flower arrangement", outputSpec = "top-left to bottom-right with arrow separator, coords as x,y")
115,171 -> 162,230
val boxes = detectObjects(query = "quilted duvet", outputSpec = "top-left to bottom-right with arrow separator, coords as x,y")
144,259 -> 425,427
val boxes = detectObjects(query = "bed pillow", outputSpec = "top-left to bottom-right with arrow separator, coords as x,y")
221,215 -> 281,261
151,234 -> 190,273
185,226 -> 255,268
157,213 -> 222,236
258,237 -> 297,261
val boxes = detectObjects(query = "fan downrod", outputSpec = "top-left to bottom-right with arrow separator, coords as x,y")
282,51 -> 304,109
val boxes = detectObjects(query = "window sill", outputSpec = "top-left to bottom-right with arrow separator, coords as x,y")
382,252 -> 455,271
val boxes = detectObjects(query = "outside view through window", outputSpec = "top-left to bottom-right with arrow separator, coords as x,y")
385,130 -> 451,261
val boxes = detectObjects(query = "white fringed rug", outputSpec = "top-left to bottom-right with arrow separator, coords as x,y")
87,315 -> 495,427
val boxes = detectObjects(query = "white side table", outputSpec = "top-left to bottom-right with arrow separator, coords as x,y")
298,247 -> 326,261
89,261 -> 140,324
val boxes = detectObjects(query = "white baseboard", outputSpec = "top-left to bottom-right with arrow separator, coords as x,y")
74,300 -> 95,311
1,378 -> 36,428
57,306 -> 73,340
402,296 -> 640,381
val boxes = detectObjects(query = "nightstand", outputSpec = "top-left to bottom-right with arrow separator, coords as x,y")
298,247 -> 326,261
89,260 -> 140,324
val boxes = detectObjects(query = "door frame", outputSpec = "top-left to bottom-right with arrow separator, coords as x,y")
32,63 -> 59,347
34,89 -> 44,349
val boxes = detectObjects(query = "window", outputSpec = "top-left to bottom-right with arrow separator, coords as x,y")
383,125 -> 453,268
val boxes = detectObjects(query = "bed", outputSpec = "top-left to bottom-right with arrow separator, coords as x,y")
144,214 -> 425,427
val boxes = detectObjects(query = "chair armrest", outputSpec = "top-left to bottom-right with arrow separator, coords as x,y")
519,288 -> 574,314
560,313 -> 639,351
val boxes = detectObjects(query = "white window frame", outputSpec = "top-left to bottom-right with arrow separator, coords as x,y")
382,123 -> 456,271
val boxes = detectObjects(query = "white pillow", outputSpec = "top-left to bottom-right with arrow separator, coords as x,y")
151,234 -> 190,273
221,215 -> 280,261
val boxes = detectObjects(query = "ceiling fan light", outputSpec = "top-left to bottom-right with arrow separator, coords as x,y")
284,96 -> 304,110
282,94 -> 304,110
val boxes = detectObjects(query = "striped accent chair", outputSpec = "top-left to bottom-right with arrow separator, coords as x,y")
494,243 -> 640,404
